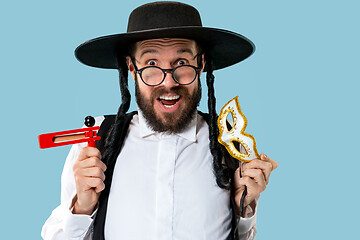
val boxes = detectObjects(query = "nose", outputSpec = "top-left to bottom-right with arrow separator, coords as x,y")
161,69 -> 179,88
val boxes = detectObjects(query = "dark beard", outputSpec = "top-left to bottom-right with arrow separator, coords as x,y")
135,78 -> 201,134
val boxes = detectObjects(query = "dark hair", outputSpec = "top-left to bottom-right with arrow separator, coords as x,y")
205,54 -> 237,190
101,54 -> 131,169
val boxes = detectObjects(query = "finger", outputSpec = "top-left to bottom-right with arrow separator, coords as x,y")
260,153 -> 278,170
238,176 -> 258,191
78,147 -> 102,161
94,181 -> 105,193
243,169 -> 266,189
79,167 -> 106,181
235,167 -> 262,190
237,176 -> 259,204
78,157 -> 107,172
243,159 -> 272,184
84,177 -> 104,191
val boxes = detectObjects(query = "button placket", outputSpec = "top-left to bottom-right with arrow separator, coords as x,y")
155,137 -> 177,239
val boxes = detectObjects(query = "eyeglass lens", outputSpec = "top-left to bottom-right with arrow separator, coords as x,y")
142,66 -> 196,85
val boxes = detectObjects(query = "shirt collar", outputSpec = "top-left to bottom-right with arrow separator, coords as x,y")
137,108 -> 197,142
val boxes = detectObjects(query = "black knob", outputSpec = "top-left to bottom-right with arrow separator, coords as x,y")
84,116 -> 95,127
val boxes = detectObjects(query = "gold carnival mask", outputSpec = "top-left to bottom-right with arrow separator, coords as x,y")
217,96 -> 260,162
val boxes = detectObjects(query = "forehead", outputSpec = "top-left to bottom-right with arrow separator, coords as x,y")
134,38 -> 198,57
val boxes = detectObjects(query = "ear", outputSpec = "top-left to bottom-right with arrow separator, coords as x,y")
126,56 -> 136,80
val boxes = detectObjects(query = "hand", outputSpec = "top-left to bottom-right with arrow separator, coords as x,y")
233,153 -> 278,216
72,147 -> 107,215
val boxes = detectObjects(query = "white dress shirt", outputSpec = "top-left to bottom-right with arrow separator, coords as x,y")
41,111 -> 257,240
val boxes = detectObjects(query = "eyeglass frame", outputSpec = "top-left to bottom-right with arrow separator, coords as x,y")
130,57 -> 203,87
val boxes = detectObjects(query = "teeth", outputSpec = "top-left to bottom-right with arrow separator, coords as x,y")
159,95 -> 180,100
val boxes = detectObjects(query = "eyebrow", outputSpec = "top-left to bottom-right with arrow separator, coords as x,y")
138,48 -> 195,59
139,49 -> 158,58
177,48 -> 195,56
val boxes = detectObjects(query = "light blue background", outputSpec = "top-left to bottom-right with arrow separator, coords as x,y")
1,0 -> 359,239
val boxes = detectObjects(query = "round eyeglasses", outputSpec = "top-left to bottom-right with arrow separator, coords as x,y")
134,64 -> 202,86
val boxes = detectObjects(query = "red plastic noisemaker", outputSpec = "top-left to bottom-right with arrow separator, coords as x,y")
38,116 -> 101,149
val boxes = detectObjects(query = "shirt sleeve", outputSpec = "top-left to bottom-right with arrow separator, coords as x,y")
41,117 -> 104,240
41,142 -> 95,240
236,196 -> 259,240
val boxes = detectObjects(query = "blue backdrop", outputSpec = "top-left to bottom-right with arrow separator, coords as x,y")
1,0 -> 359,239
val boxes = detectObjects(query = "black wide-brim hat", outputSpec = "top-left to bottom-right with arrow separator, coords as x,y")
75,1 -> 255,71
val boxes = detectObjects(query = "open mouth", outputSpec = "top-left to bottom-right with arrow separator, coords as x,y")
158,95 -> 181,108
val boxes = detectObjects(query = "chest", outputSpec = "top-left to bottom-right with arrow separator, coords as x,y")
104,132 -> 232,240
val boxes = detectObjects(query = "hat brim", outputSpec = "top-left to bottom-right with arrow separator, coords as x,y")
75,26 -> 255,71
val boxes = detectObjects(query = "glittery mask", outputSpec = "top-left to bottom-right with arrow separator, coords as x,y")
217,96 -> 260,162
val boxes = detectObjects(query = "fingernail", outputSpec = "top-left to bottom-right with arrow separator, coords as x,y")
263,154 -> 268,159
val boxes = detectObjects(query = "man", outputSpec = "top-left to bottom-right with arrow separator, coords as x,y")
42,2 -> 277,240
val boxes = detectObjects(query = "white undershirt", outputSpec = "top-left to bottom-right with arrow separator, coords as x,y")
41,111 -> 257,240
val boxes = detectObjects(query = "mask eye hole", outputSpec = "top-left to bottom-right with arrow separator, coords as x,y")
226,111 -> 235,131
231,140 -> 248,155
